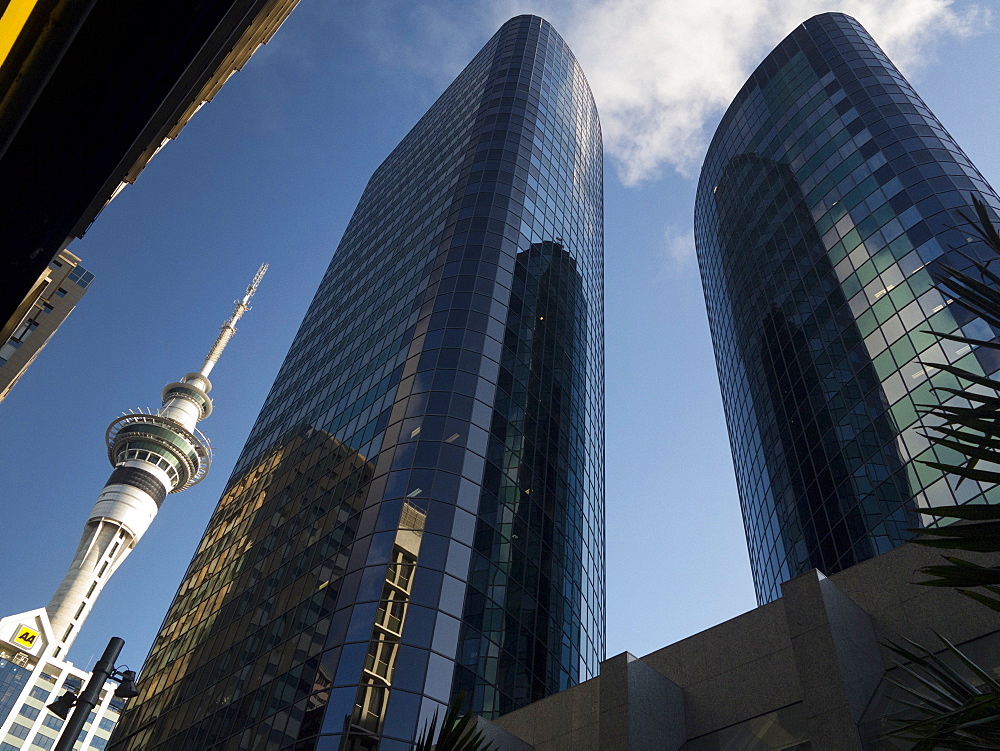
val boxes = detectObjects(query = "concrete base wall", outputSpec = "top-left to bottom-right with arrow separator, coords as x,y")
489,543 -> 1000,750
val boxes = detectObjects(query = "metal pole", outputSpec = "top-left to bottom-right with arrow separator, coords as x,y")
54,636 -> 123,751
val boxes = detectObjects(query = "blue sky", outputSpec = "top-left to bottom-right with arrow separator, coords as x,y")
1,0 -> 997,673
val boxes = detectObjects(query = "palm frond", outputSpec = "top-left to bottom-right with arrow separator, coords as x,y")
958,588 -> 1000,613
922,505 -> 1000,521
918,557 -> 1000,588
413,693 -> 494,751
883,195 -> 1000,746
956,196 -> 1000,253
917,461 -> 1000,487
881,636 -> 1000,748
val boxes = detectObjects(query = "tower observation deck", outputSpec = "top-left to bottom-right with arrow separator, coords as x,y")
45,264 -> 267,657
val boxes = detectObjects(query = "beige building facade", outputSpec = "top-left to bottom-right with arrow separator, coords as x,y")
472,542 -> 1000,750
0,249 -> 92,403
0,609 -> 122,751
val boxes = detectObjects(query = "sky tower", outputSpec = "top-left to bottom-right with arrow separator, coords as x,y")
0,264 -> 266,749
44,263 -> 268,657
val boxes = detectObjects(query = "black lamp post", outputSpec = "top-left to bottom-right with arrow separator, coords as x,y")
47,637 -> 139,751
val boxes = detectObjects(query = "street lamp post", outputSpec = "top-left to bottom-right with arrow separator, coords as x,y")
49,636 -> 138,751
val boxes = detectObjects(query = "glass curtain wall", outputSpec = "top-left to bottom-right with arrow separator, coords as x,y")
112,15 -> 604,751
695,12 -> 1000,604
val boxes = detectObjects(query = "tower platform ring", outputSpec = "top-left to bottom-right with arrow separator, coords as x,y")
106,414 -> 212,490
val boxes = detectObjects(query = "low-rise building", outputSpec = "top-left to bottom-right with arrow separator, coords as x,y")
0,610 -> 121,751
477,542 -> 1000,750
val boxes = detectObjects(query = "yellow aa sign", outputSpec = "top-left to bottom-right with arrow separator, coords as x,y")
14,625 -> 39,650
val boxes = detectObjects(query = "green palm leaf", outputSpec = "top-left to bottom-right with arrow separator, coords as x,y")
413,693 -> 495,751
958,588 -> 1000,613
881,195 -> 1000,746
882,636 -> 1000,748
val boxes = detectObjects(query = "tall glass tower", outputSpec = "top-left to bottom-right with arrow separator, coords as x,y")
112,15 -> 604,751
695,12 -> 1000,604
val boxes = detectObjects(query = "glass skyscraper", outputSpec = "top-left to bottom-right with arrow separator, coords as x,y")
112,15 -> 604,751
695,12 -> 1000,604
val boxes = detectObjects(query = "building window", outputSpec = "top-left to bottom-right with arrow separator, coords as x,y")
19,704 -> 40,720
42,715 -> 63,731
30,686 -> 49,701
54,288 -> 67,298
12,319 -> 38,342
68,267 -> 95,288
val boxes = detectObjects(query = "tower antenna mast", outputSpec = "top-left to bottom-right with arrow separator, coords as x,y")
200,262 -> 267,378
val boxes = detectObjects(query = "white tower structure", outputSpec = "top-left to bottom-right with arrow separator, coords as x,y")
44,264 -> 267,657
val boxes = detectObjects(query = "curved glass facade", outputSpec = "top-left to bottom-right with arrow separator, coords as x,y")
112,15 -> 604,751
695,13 -> 1000,604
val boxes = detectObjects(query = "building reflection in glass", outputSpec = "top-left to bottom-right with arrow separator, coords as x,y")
453,240 -> 589,711
111,424 -> 374,749
712,152 -> 915,602
343,502 -> 426,748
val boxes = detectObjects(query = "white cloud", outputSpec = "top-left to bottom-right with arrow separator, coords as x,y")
661,226 -> 697,276
358,0 -> 991,186
540,0 -> 991,184
358,3 -> 505,89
